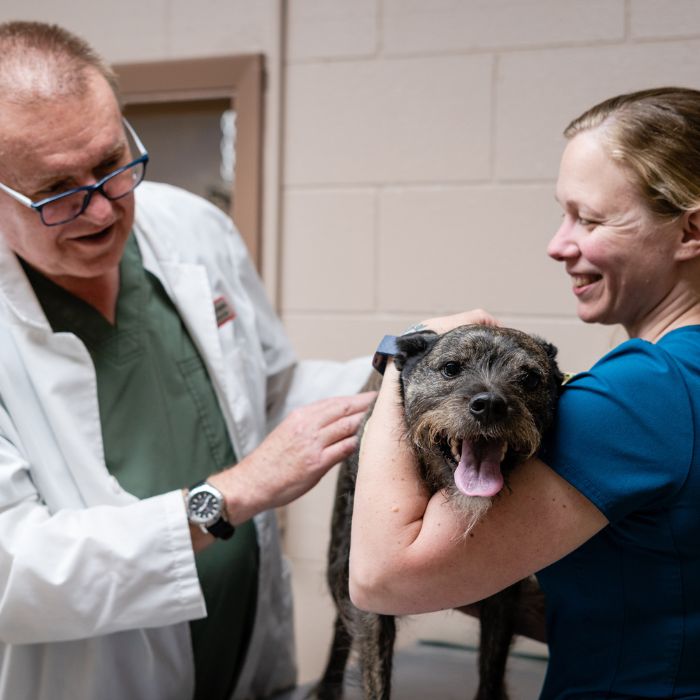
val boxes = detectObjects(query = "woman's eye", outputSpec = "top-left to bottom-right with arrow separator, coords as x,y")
441,362 -> 461,378
521,370 -> 541,391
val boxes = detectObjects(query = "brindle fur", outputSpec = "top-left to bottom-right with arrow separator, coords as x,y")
311,324 -> 563,700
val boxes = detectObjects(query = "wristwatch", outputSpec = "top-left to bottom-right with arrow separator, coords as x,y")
371,335 -> 399,375
185,480 -> 235,540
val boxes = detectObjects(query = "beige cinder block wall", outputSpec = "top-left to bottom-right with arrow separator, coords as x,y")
4,0 -> 700,687
280,0 -> 700,683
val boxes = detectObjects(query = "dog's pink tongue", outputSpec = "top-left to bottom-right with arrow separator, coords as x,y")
454,441 -> 504,497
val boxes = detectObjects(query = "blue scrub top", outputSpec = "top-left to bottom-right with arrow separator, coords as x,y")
538,326 -> 700,699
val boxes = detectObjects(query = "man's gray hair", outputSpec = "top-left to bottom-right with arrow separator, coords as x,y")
0,21 -> 119,104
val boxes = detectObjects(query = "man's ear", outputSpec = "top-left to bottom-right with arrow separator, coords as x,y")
676,209 -> 700,261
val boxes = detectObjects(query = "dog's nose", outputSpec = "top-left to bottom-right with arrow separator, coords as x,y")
469,392 -> 508,422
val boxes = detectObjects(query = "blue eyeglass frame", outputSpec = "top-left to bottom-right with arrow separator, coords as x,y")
0,118 -> 149,227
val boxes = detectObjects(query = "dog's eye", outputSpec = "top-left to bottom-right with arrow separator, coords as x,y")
520,370 -> 541,391
441,361 -> 461,378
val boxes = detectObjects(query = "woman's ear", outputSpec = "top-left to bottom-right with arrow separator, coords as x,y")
676,209 -> 700,261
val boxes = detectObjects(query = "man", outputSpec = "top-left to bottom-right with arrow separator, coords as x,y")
0,21 -> 373,700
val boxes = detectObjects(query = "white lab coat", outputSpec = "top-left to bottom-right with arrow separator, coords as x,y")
0,182 -> 370,700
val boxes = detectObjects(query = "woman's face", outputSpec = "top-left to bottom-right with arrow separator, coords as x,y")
548,129 -> 683,338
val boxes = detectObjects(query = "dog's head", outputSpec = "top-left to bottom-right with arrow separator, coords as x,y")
394,324 -> 563,509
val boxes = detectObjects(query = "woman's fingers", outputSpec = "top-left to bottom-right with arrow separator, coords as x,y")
422,308 -> 500,334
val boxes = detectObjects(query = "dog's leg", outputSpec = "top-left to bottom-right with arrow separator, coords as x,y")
310,613 -> 353,700
311,448 -> 361,700
474,582 -> 523,700
357,611 -> 396,700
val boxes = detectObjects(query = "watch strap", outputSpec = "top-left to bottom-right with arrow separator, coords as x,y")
207,517 -> 235,540
371,335 -> 399,375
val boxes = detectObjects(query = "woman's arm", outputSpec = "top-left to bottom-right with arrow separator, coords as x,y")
457,573 -> 547,644
348,345 -> 608,617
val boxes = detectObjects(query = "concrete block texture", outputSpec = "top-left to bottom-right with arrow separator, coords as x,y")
377,185 -> 565,315
282,314 -> 414,362
281,189 -> 376,311
284,463 -> 338,563
496,40 -> 700,180
284,55 -> 493,185
167,0 -> 273,58
630,0 -> 700,39
383,0 -> 625,54
286,0 -> 378,61
0,0 -> 277,62
0,0 -> 169,63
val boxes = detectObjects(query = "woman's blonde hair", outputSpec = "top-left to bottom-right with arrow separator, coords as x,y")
565,87 -> 700,219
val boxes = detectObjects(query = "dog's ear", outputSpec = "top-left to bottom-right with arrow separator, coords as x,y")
394,331 -> 439,372
533,335 -> 566,394
535,337 -> 558,363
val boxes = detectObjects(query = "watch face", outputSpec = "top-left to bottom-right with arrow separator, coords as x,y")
188,489 -> 222,526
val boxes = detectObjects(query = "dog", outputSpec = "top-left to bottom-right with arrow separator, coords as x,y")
311,324 -> 564,700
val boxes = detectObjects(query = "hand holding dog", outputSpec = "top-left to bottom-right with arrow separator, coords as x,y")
207,392 -> 376,530
411,308 -> 500,336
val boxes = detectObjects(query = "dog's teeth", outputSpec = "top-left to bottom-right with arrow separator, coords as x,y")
451,438 -> 461,463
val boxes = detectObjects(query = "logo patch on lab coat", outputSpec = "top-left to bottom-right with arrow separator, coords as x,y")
213,296 -> 236,326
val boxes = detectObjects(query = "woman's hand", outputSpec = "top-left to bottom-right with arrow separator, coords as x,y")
406,308 -> 500,336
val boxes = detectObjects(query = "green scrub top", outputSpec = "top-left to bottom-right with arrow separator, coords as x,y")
21,234 -> 258,700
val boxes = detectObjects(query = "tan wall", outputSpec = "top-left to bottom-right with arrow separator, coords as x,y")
3,0 -> 700,685
281,0 -> 700,681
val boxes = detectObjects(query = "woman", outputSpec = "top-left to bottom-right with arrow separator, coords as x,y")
348,87 -> 700,698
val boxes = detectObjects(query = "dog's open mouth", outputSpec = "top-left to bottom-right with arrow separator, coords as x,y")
442,437 -> 508,498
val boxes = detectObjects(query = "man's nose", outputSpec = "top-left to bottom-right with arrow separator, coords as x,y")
82,188 -> 116,223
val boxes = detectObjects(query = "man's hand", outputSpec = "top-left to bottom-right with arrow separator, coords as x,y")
208,391 -> 376,528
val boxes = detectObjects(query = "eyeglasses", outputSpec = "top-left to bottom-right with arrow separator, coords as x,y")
0,119 -> 149,227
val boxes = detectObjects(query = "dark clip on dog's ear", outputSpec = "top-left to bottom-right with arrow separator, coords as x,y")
394,331 -> 438,371
372,331 -> 439,374
372,335 -> 399,375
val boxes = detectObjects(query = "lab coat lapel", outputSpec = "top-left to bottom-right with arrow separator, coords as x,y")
155,260 -> 254,459
0,242 -> 125,507
14,329 -> 130,507
156,261 -> 231,414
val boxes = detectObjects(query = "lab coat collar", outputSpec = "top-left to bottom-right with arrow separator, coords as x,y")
0,234 -> 52,330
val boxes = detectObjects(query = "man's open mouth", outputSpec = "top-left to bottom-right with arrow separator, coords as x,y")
73,227 -> 112,243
